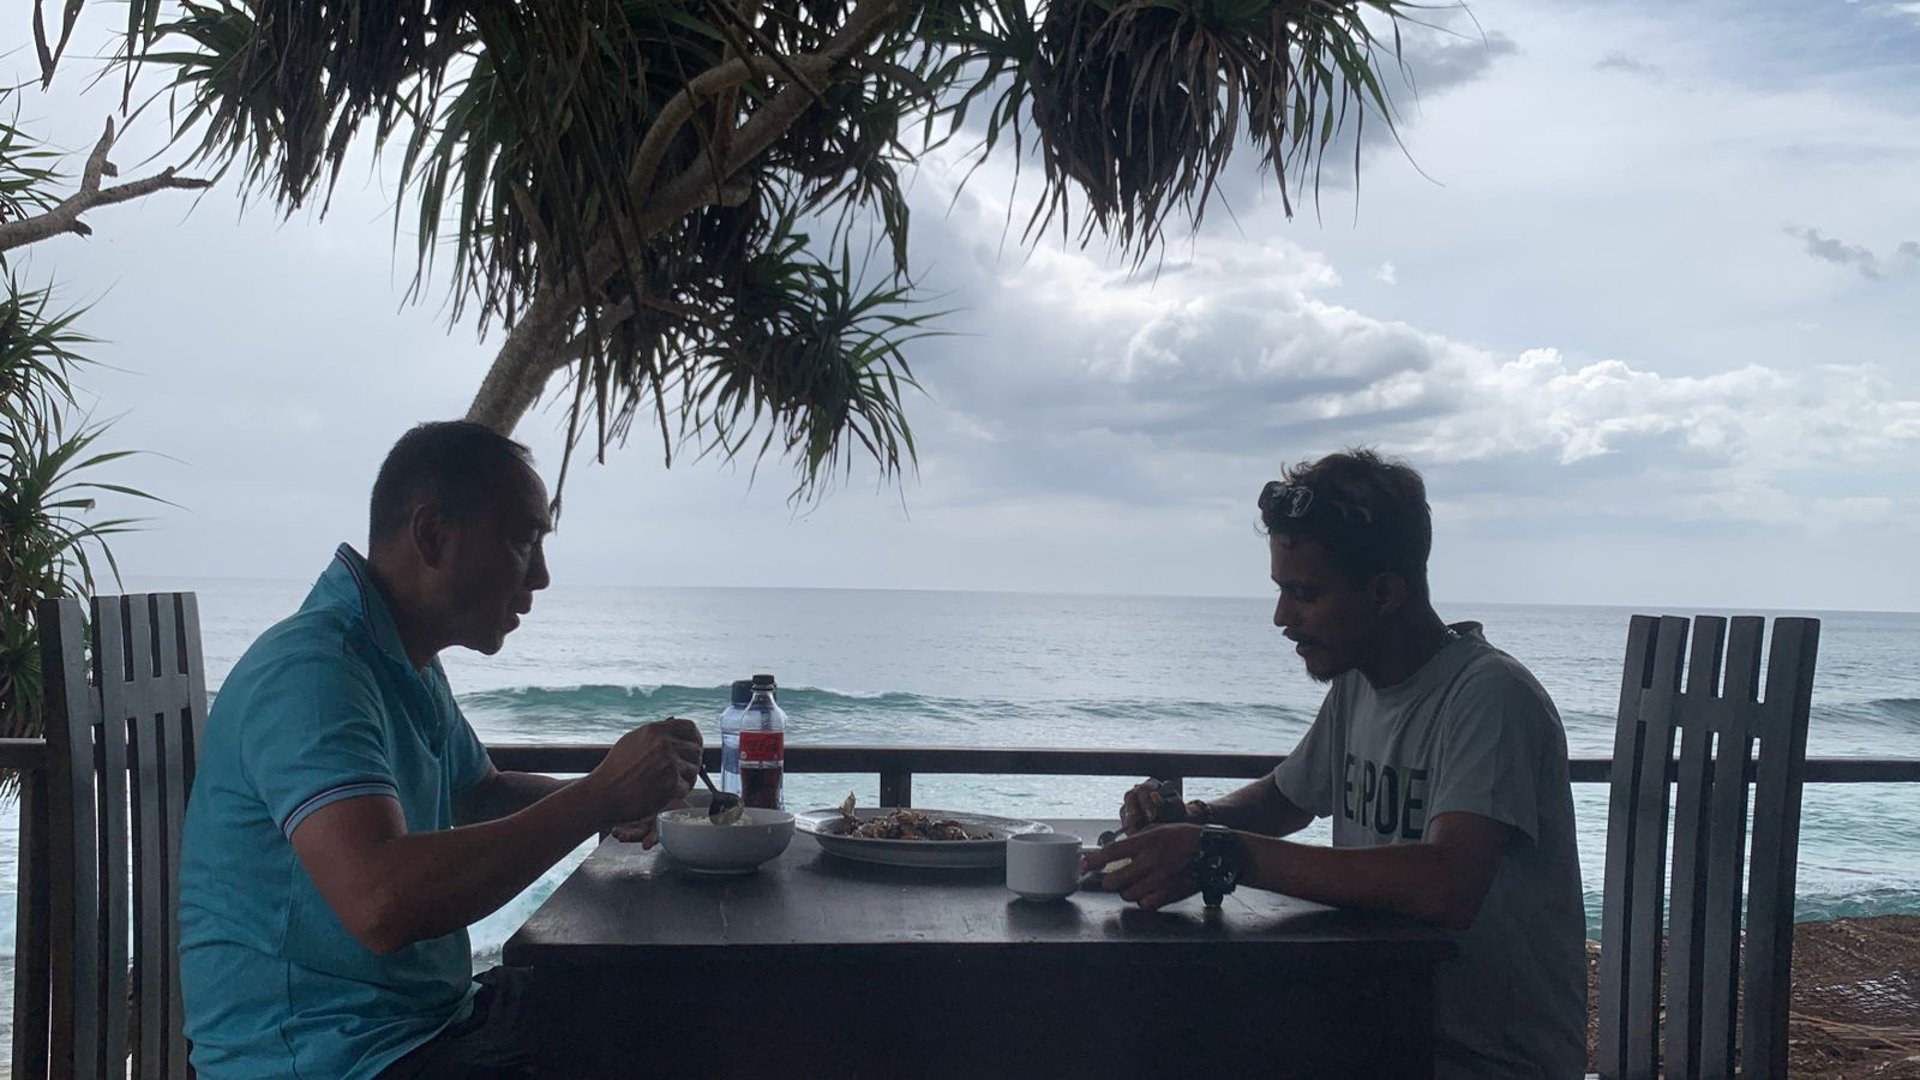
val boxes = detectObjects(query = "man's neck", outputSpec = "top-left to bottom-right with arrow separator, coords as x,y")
1357,607 -> 1455,690
364,553 -> 443,671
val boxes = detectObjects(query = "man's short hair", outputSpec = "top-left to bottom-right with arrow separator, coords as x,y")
369,421 -> 537,548
1258,448 -> 1433,599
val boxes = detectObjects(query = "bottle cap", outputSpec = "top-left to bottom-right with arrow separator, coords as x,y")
730,679 -> 753,705
750,673 -> 777,691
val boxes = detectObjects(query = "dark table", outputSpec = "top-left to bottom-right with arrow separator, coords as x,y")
504,819 -> 1454,1079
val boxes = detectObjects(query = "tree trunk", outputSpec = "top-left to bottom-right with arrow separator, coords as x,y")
464,288 -> 576,434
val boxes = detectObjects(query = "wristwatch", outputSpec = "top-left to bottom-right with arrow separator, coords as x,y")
1188,824 -> 1244,907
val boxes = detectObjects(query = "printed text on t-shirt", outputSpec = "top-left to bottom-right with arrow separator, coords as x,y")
1342,753 -> 1428,839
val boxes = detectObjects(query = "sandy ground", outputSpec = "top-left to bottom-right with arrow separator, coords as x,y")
1585,915 -> 1920,1079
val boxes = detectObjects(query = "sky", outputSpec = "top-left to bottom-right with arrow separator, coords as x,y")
5,0 -> 1919,612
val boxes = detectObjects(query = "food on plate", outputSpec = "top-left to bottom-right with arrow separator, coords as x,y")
834,793 -> 986,841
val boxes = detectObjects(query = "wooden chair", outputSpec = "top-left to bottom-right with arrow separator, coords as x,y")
29,593 -> 207,1080
1596,615 -> 1820,1080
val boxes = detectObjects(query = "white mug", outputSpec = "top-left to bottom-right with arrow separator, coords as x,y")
1006,832 -> 1083,901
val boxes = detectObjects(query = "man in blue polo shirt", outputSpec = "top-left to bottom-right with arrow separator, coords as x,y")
179,421 -> 703,1079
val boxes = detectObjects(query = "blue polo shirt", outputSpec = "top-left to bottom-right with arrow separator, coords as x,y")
179,545 -> 493,1079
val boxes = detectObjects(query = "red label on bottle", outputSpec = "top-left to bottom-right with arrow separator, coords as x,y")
739,730 -> 784,763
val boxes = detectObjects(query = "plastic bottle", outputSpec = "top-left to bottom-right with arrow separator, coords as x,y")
738,673 -> 787,809
718,679 -> 753,795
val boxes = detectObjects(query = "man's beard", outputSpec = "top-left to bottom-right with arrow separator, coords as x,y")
1301,651 -> 1349,684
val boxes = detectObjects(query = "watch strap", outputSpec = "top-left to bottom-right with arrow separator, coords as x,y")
1189,824 -> 1242,907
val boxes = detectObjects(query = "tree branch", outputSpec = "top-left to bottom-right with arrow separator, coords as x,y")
637,0 -> 908,238
466,0 -> 913,435
625,55 -> 791,203
0,118 -> 211,254
703,0 -> 807,182
580,0 -> 908,292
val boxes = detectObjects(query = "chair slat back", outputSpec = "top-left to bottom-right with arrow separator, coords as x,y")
40,598 -> 101,1080
10,761 -> 54,1080
1596,614 -> 1819,1080
1664,616 -> 1729,1080
40,594 -> 207,1080
1743,617 -> 1818,1079
1600,614 -> 1686,1078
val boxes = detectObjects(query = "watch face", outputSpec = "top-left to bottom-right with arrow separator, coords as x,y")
1199,825 -> 1236,856
1190,826 -> 1241,905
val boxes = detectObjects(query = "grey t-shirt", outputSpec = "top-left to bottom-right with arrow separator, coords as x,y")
1272,623 -> 1587,1080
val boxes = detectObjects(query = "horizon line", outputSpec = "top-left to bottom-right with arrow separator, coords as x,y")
118,574 -> 1920,619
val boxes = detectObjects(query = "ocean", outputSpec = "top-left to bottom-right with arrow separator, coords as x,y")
3,578 -> 1918,1033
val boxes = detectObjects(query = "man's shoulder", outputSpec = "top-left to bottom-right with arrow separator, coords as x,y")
218,604 -> 383,706
1439,630 -> 1560,714
1458,637 -> 1548,689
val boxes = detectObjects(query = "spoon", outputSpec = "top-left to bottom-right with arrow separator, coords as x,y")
699,769 -> 746,825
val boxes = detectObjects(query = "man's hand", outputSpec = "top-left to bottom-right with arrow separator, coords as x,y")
1118,778 -> 1187,833
1083,824 -> 1206,911
579,718 -> 702,829
609,797 -> 692,847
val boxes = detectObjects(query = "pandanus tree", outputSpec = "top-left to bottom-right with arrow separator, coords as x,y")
32,0 -> 1413,497
0,87 -> 201,761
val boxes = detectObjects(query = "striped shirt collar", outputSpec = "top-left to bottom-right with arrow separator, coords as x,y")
317,543 -> 415,671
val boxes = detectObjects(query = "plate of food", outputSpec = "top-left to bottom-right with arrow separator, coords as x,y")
796,794 -> 1052,869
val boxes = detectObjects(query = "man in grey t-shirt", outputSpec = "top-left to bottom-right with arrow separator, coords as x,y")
1086,449 -> 1587,1079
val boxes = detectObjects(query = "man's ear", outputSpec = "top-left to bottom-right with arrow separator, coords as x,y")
1369,571 -> 1408,616
410,504 -> 449,568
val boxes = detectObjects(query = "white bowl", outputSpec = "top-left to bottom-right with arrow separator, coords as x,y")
657,807 -> 795,874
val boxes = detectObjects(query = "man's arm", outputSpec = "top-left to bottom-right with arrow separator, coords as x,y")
1119,775 -> 1316,837
1086,810 -> 1513,929
292,785 -> 603,955
1239,811 -> 1512,929
458,768 -> 680,845
1199,777 -> 1316,837
454,766 -> 571,825
291,719 -> 699,955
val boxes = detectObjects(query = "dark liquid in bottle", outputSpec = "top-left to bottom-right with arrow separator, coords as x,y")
740,765 -> 784,810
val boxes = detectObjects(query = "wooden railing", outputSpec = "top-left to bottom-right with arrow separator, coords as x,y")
484,743 -> 1920,803
5,737 -> 1920,1078
3,737 -> 53,1080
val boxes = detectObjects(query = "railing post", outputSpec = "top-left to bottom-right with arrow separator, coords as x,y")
879,768 -> 912,808
13,766 -> 52,1080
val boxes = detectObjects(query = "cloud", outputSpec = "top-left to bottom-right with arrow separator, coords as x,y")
1374,262 -> 1398,285
1402,29 -> 1522,99
907,228 -> 1920,528
1141,19 -> 1525,216
1783,225 -> 1920,279
1595,51 -> 1661,77
1356,27 -> 1522,161
1785,225 -> 1879,276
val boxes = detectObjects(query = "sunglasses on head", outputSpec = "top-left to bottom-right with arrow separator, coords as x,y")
1259,480 -> 1374,525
